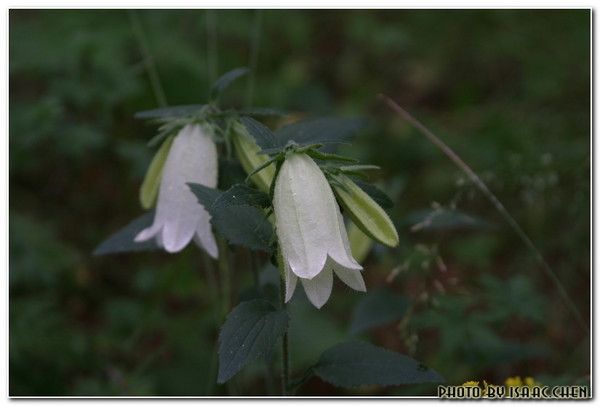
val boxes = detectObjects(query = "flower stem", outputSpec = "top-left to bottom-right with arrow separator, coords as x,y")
278,276 -> 290,396
380,94 -> 589,333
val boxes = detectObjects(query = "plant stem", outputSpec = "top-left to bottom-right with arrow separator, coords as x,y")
217,237 -> 232,319
128,10 -> 168,107
249,250 -> 260,288
201,252 -> 220,395
379,94 -> 589,333
278,276 -> 290,396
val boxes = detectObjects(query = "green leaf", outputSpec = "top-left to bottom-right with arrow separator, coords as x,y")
339,164 -> 381,173
237,107 -> 286,117
139,135 -> 174,209
93,212 -> 158,256
218,299 -> 289,383
134,104 -> 206,119
354,180 -> 394,209
349,288 -> 409,335
219,184 -> 271,209
313,341 -> 443,388
306,148 -> 359,163
406,208 -> 490,231
188,184 -> 273,252
275,117 -> 367,147
210,67 -> 249,100
239,117 -> 277,150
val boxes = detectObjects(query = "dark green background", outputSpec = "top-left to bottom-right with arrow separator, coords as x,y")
9,9 -> 590,396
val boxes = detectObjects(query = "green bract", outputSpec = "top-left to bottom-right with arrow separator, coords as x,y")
139,134 -> 175,209
332,174 -> 399,248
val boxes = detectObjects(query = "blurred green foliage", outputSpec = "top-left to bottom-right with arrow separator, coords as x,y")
9,9 -> 589,396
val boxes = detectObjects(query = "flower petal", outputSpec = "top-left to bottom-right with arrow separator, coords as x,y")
332,265 -> 366,292
144,124 -> 218,254
274,153 -> 329,279
300,268 -> 333,309
328,208 -> 363,271
134,222 -> 162,243
284,260 -> 298,302
194,221 -> 218,259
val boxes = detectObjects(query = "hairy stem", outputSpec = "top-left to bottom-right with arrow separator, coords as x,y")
380,94 -> 589,333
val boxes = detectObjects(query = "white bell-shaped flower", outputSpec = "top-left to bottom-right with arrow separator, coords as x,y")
273,152 -> 365,308
135,124 -> 218,257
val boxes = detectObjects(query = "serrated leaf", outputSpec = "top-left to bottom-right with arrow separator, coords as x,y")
239,116 -> 277,150
306,148 -> 359,163
134,104 -> 206,119
314,341 -> 443,388
218,299 -> 289,383
139,135 -> 174,209
93,212 -> 158,256
339,164 -> 381,173
275,117 -> 367,147
188,183 -> 273,252
354,180 -> 394,209
219,184 -> 271,209
210,67 -> 249,100
349,288 -> 409,334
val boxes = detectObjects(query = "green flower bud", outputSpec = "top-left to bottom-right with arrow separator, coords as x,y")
139,134 -> 175,210
332,174 -> 399,248
232,122 -> 275,193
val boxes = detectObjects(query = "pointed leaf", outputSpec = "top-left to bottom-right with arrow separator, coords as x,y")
210,67 -> 249,100
239,117 -> 277,150
134,104 -> 206,119
93,212 -> 158,255
237,107 -> 286,117
314,341 -> 443,388
218,299 -> 289,383
219,184 -> 271,208
406,208 -> 491,231
275,117 -> 367,147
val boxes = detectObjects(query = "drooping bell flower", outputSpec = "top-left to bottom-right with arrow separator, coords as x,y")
135,124 -> 219,257
273,152 -> 365,308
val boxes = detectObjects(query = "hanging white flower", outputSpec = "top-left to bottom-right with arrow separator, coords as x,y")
135,124 -> 219,257
274,152 -> 365,308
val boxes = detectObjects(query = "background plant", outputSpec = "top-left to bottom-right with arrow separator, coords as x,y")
9,9 -> 590,396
